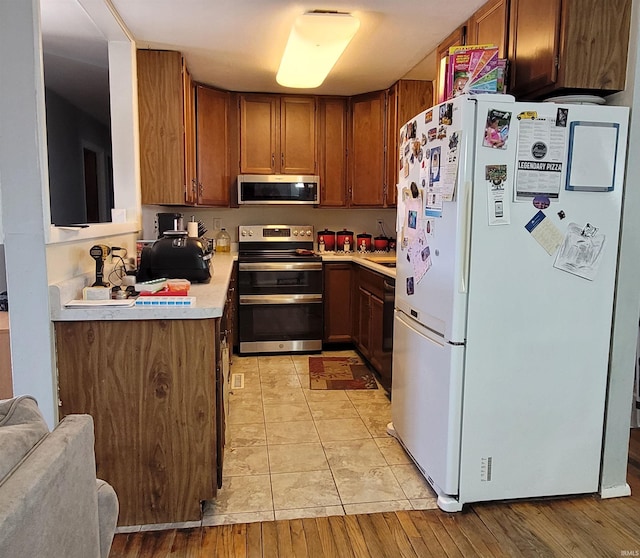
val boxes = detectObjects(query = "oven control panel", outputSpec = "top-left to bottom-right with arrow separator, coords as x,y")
239,225 -> 314,242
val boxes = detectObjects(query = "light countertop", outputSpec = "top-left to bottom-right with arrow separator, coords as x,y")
50,253 -> 237,321
48,250 -> 394,322
321,251 -> 396,279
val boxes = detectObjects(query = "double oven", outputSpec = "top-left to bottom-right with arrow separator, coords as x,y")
238,225 -> 323,354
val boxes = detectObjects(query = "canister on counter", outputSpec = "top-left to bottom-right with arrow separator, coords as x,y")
317,228 -> 335,251
357,233 -> 372,252
336,229 -> 354,252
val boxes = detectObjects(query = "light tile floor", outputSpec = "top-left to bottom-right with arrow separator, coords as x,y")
201,349 -> 438,526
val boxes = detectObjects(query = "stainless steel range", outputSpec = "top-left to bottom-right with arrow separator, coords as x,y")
238,225 -> 323,354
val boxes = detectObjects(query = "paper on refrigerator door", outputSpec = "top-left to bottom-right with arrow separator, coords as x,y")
515,117 -> 566,200
553,222 -> 606,281
486,164 -> 510,226
524,211 -> 564,255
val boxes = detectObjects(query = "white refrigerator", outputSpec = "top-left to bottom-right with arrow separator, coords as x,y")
390,93 -> 628,512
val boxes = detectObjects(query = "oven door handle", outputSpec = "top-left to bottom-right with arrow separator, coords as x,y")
239,294 -> 323,305
239,262 -> 322,272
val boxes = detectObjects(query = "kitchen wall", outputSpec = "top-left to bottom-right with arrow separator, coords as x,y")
142,205 -> 398,247
598,0 -> 640,497
46,233 -> 138,286
0,246 -> 6,293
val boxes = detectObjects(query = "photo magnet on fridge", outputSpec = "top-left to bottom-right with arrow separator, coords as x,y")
406,277 -> 415,295
483,109 -> 511,149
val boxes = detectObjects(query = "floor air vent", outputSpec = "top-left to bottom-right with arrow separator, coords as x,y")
231,373 -> 245,389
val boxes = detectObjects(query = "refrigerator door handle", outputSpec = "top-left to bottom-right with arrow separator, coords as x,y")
459,180 -> 472,294
396,309 -> 445,346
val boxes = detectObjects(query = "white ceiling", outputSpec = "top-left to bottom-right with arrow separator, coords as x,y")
40,0 -> 487,122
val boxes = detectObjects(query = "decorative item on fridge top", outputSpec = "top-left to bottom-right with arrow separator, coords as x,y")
446,44 -> 506,100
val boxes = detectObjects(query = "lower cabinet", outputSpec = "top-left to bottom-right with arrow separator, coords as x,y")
325,263 -> 394,391
55,318 -> 221,526
323,263 -> 353,343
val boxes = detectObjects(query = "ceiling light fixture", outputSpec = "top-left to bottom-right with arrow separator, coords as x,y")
276,11 -> 360,89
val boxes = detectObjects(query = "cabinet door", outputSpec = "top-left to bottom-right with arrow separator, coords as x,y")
558,0 -> 631,93
349,91 -> 385,207
196,86 -> 231,206
356,287 -> 371,358
239,94 -> 279,174
508,0 -> 561,96
388,80 -> 434,207
318,97 -> 348,207
184,67 -> 197,204
385,84 -> 398,208
369,293 -> 384,375
137,50 -> 187,205
435,25 -> 466,104
323,263 -> 353,342
467,0 -> 509,57
281,96 -> 316,174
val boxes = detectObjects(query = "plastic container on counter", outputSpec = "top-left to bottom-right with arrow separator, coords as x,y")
215,228 -> 231,252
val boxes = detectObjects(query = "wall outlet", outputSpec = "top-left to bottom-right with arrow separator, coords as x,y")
213,218 -> 222,230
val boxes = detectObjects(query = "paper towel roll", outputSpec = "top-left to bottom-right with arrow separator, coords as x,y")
187,221 -> 199,238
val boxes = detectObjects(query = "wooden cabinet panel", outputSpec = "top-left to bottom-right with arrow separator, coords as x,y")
369,293 -> 384,375
137,50 -> 189,205
184,67 -> 197,204
387,80 -> 434,207
356,286 -> 371,358
508,0 -> 560,96
558,0 -> 631,93
349,91 -> 385,207
318,97 -> 348,207
435,25 -> 467,104
239,94 -> 316,175
239,94 -> 278,174
281,96 -> 316,174
467,0 -> 509,57
509,0 -> 630,98
0,314 -> 12,399
196,85 -> 231,206
323,263 -> 353,342
55,319 -> 218,526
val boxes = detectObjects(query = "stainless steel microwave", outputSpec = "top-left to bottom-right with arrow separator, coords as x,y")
237,175 -> 319,205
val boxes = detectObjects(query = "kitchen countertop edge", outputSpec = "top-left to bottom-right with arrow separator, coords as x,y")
50,253 -> 237,321
320,252 -> 396,278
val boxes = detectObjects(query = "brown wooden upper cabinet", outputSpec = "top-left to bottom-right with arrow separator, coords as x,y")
386,80 -> 434,207
435,25 -> 467,105
239,94 -> 316,175
317,97 -> 348,207
183,68 -> 197,205
349,91 -> 386,207
137,50 -> 196,205
196,86 -> 232,206
466,0 -> 509,57
509,0 -> 631,98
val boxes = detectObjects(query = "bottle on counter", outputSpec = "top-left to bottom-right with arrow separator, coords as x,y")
215,228 -> 231,252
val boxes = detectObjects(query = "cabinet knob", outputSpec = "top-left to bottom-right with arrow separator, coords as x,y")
281,152 -> 284,167
271,153 -> 275,169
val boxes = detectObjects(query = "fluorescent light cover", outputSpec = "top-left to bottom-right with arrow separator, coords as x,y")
277,12 -> 360,88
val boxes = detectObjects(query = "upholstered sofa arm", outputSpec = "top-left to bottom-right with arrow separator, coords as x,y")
0,414 -> 113,558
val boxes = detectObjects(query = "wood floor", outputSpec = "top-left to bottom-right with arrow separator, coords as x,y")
109,430 -> 640,557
